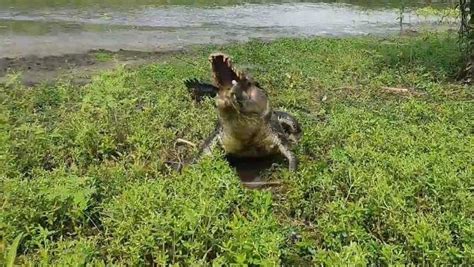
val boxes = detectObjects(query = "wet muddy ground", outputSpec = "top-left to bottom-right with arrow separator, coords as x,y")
0,48 -> 185,86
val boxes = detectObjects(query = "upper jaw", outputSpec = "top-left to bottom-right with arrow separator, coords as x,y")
209,53 -> 246,89
209,53 -> 253,112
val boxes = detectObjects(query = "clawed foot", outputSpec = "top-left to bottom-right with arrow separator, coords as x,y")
288,155 -> 298,172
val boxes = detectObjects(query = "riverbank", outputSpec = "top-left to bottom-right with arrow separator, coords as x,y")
0,48 -> 189,86
1,31 -> 472,265
0,28 -> 457,87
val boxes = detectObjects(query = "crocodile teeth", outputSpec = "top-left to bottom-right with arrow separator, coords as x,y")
209,52 -> 240,89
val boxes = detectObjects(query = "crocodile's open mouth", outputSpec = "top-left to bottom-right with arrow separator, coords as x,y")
209,53 -> 243,89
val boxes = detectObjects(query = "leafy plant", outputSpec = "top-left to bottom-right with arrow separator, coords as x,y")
1,31 -> 472,265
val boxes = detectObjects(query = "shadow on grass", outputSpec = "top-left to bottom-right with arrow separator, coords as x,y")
224,154 -> 287,188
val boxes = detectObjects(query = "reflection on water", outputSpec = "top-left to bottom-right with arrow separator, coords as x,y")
0,1 -> 456,57
0,0 -> 455,9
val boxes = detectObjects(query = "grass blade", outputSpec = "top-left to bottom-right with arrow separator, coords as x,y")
6,233 -> 23,267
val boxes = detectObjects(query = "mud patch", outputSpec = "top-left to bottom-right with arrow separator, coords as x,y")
0,48 -> 184,86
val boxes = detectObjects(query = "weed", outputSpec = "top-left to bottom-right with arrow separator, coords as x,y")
93,52 -> 114,62
1,31 -> 472,265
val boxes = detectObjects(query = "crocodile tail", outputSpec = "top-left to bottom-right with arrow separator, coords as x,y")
183,78 -> 218,102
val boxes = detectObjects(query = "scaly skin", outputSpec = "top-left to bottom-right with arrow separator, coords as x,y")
183,53 -> 302,171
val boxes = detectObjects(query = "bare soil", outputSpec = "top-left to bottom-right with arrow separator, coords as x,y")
0,48 -> 185,86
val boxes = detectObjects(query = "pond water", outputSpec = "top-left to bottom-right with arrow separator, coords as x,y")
0,0 -> 457,57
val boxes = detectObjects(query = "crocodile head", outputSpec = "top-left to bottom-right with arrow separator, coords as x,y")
209,53 -> 268,116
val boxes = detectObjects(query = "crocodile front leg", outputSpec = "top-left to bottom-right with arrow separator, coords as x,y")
177,123 -> 223,172
200,124 -> 223,156
270,132 -> 298,172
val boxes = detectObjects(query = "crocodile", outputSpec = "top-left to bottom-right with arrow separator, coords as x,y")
183,53 -> 302,171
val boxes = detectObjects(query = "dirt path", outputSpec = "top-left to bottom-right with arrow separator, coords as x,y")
0,49 -> 185,86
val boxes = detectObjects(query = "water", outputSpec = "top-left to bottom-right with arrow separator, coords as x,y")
0,0 -> 456,57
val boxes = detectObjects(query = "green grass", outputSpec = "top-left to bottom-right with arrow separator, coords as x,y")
93,51 -> 115,62
415,6 -> 459,19
1,31 -> 473,265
